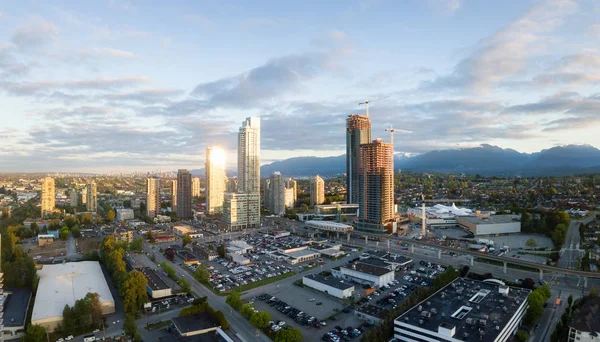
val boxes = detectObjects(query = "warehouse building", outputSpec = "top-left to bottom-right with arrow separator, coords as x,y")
302,274 -> 355,299
31,261 -> 115,332
332,262 -> 394,287
394,278 -> 530,342
140,267 -> 172,298
356,304 -> 390,324
457,214 -> 521,236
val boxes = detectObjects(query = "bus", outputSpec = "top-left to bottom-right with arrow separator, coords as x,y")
83,335 -> 96,342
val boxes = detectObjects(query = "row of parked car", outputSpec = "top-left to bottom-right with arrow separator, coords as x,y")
255,293 -> 327,329
322,325 -> 363,342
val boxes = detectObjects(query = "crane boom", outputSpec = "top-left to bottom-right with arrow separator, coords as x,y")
358,95 -> 389,117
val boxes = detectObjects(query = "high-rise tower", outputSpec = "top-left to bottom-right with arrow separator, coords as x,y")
269,172 -> 286,215
346,114 -> 371,205
146,177 -> 160,218
41,177 -> 55,217
192,177 -> 201,197
206,147 -> 226,215
310,175 -> 325,206
86,182 -> 97,212
237,117 -> 261,194
176,169 -> 192,218
171,180 -> 178,213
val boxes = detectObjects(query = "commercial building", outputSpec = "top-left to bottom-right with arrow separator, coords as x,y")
457,214 -> 521,236
171,179 -> 178,213
173,224 -> 194,237
284,188 -> 295,208
302,274 -> 355,299
177,250 -> 200,265
116,208 -> 134,221
177,169 -> 193,219
69,189 -> 79,207
140,267 -> 172,298
37,234 -> 55,246
2,289 -> 32,339
192,177 -> 201,197
269,172 -> 286,215
191,244 -> 218,261
226,240 -> 254,255
346,114 -> 371,205
32,261 -> 115,332
287,178 -> 297,206
223,193 -> 260,230
146,177 -> 160,218
41,176 -> 55,217
266,244 -> 321,265
332,262 -> 394,287
310,175 -> 325,206
356,304 -> 390,324
314,204 -> 359,222
355,139 -> 394,234
408,203 -> 473,230
393,278 -> 531,342
86,182 -> 97,212
305,220 -> 353,233
171,314 -> 219,337
206,146 -> 226,215
114,229 -> 134,243
568,297 -> 600,342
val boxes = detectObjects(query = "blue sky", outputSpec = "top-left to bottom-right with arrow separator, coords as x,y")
0,0 -> 599,172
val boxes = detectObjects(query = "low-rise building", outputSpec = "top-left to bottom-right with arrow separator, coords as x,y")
568,297 -> 600,342
140,267 -> 172,298
332,262 -> 394,287
116,208 -> 134,221
171,314 -> 219,337
114,229 -> 134,243
457,214 -> 521,236
37,234 -> 55,246
266,244 -> 321,265
173,224 -> 194,237
303,274 -> 354,299
3,289 -> 32,339
191,244 -> 218,261
355,304 -> 390,324
226,240 -> 254,255
177,250 -> 200,265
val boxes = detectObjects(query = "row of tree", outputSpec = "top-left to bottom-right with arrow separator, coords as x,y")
520,210 -> 571,247
180,296 -> 229,329
551,291 -> 597,341
60,293 -> 104,335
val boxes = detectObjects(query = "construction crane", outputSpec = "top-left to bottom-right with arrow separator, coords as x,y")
358,95 -> 389,117
384,124 -> 412,146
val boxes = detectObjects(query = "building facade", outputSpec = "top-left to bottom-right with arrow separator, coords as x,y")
223,193 -> 260,230
69,189 -> 79,207
356,139 -> 394,233
206,146 -> 226,215
116,208 -> 134,221
192,177 -> 201,197
287,178 -> 297,206
284,188 -> 295,208
85,182 -> 97,212
146,177 -> 160,218
237,117 -> 260,194
310,175 -> 325,206
346,114 -> 371,205
269,172 -> 286,215
41,177 -> 55,217
171,179 -> 177,213
176,169 -> 192,218
302,274 -> 355,299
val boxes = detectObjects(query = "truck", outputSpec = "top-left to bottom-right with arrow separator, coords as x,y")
364,287 -> 377,296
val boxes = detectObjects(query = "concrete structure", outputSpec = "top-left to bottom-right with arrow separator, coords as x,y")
206,146 -> 226,215
69,189 -> 79,207
173,224 -> 194,237
116,208 -> 134,221
310,175 -> 325,206
284,188 -> 295,209
356,139 -> 394,234
332,262 -> 394,287
226,177 -> 238,193
81,186 -> 87,205
146,177 -> 160,218
306,220 -> 353,232
314,204 -> 359,222
568,298 -> 600,342
356,304 -> 390,324
346,114 -> 371,205
140,267 -> 172,298
41,176 -> 55,217
302,274 -> 355,299
269,172 -> 286,215
457,215 -> 521,236
394,278 -> 530,342
223,193 -> 260,230
177,169 -> 193,219
192,177 -> 201,197
2,289 -> 32,339
114,229 -> 134,243
263,178 -> 270,210
86,182 -> 97,212
37,234 -> 55,246
171,179 -> 178,213
171,314 -> 219,337
31,262 -> 115,332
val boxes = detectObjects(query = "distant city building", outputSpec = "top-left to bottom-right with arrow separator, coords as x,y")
176,169 -> 192,218
346,114 -> 371,205
80,186 -> 87,205
284,188 -> 295,208
226,177 -> 238,193
116,208 -> 134,221
356,139 -> 394,233
314,204 -> 359,222
223,193 -> 260,230
237,117 -> 260,194
310,175 -> 325,206
69,189 -> 79,207
41,177 -> 55,217
287,178 -> 297,205
269,172 -> 286,215
171,179 -> 177,213
192,177 -> 201,197
262,179 -> 271,209
85,182 -> 97,212
206,146 -> 226,215
146,177 -> 160,218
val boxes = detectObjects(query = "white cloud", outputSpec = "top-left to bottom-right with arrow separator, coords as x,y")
11,16 -> 59,49
427,0 -> 463,15
81,47 -> 137,59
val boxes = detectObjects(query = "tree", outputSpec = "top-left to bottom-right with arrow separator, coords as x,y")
249,311 -> 270,328
525,238 -> 537,248
130,237 -> 143,252
71,225 -> 81,238
146,230 -> 155,242
123,270 -> 148,313
516,330 -> 529,342
62,304 -> 76,335
275,327 -> 302,342
214,310 -> 229,330
522,278 -> 535,290
64,216 -> 78,229
217,243 -> 226,258
182,233 -> 192,247
124,313 -> 137,336
59,227 -> 69,240
226,291 -> 243,310
106,209 -> 116,223
194,264 -> 210,283
23,324 -> 46,342
178,277 -> 191,293
240,303 -> 255,319
568,294 -> 573,307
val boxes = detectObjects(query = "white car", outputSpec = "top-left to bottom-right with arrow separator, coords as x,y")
56,339 -> 64,342
66,336 -> 74,341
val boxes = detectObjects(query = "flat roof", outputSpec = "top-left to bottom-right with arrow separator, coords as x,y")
172,314 -> 218,335
356,304 -> 390,320
304,274 -> 354,290
570,297 -> 600,333
32,261 -> 114,323
369,251 -> 412,265
177,250 -> 199,259
3,289 -> 32,327
342,262 -> 393,277
287,249 -> 321,259
457,215 -> 521,225
395,278 -> 531,342
140,267 -> 170,291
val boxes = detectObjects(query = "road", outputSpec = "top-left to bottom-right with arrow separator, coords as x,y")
559,220 -> 583,269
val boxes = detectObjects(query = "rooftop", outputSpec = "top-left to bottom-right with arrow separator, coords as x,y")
304,274 -> 355,290
3,289 -> 32,327
395,278 -> 531,342
172,314 -> 219,335
342,262 -> 393,277
287,249 -> 321,259
457,215 -> 521,225
356,304 -> 390,320
570,297 -> 600,333
140,267 -> 170,291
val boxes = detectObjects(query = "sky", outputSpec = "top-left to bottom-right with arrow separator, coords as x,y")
0,0 -> 599,173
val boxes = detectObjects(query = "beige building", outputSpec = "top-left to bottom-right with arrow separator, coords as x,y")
310,175 -> 325,206
223,193 -> 260,230
85,182 -> 97,212
287,178 -> 297,206
284,188 -> 295,209
146,177 -> 160,218
192,177 -> 201,197
171,179 -> 178,213
41,177 -> 55,217
206,147 -> 226,215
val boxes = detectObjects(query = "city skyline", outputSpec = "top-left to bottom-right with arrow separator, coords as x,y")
1,0 -> 599,173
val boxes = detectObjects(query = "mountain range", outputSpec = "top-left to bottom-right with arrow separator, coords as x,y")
190,144 -> 600,177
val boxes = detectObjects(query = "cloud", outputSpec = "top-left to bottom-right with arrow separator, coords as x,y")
81,47 -> 137,59
11,16 -> 60,49
420,0 -> 578,93
184,15 -> 215,29
1,77 -> 148,97
427,0 -> 463,15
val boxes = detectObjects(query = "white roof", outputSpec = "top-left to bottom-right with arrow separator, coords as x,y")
32,261 -> 114,322
306,221 -> 353,231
